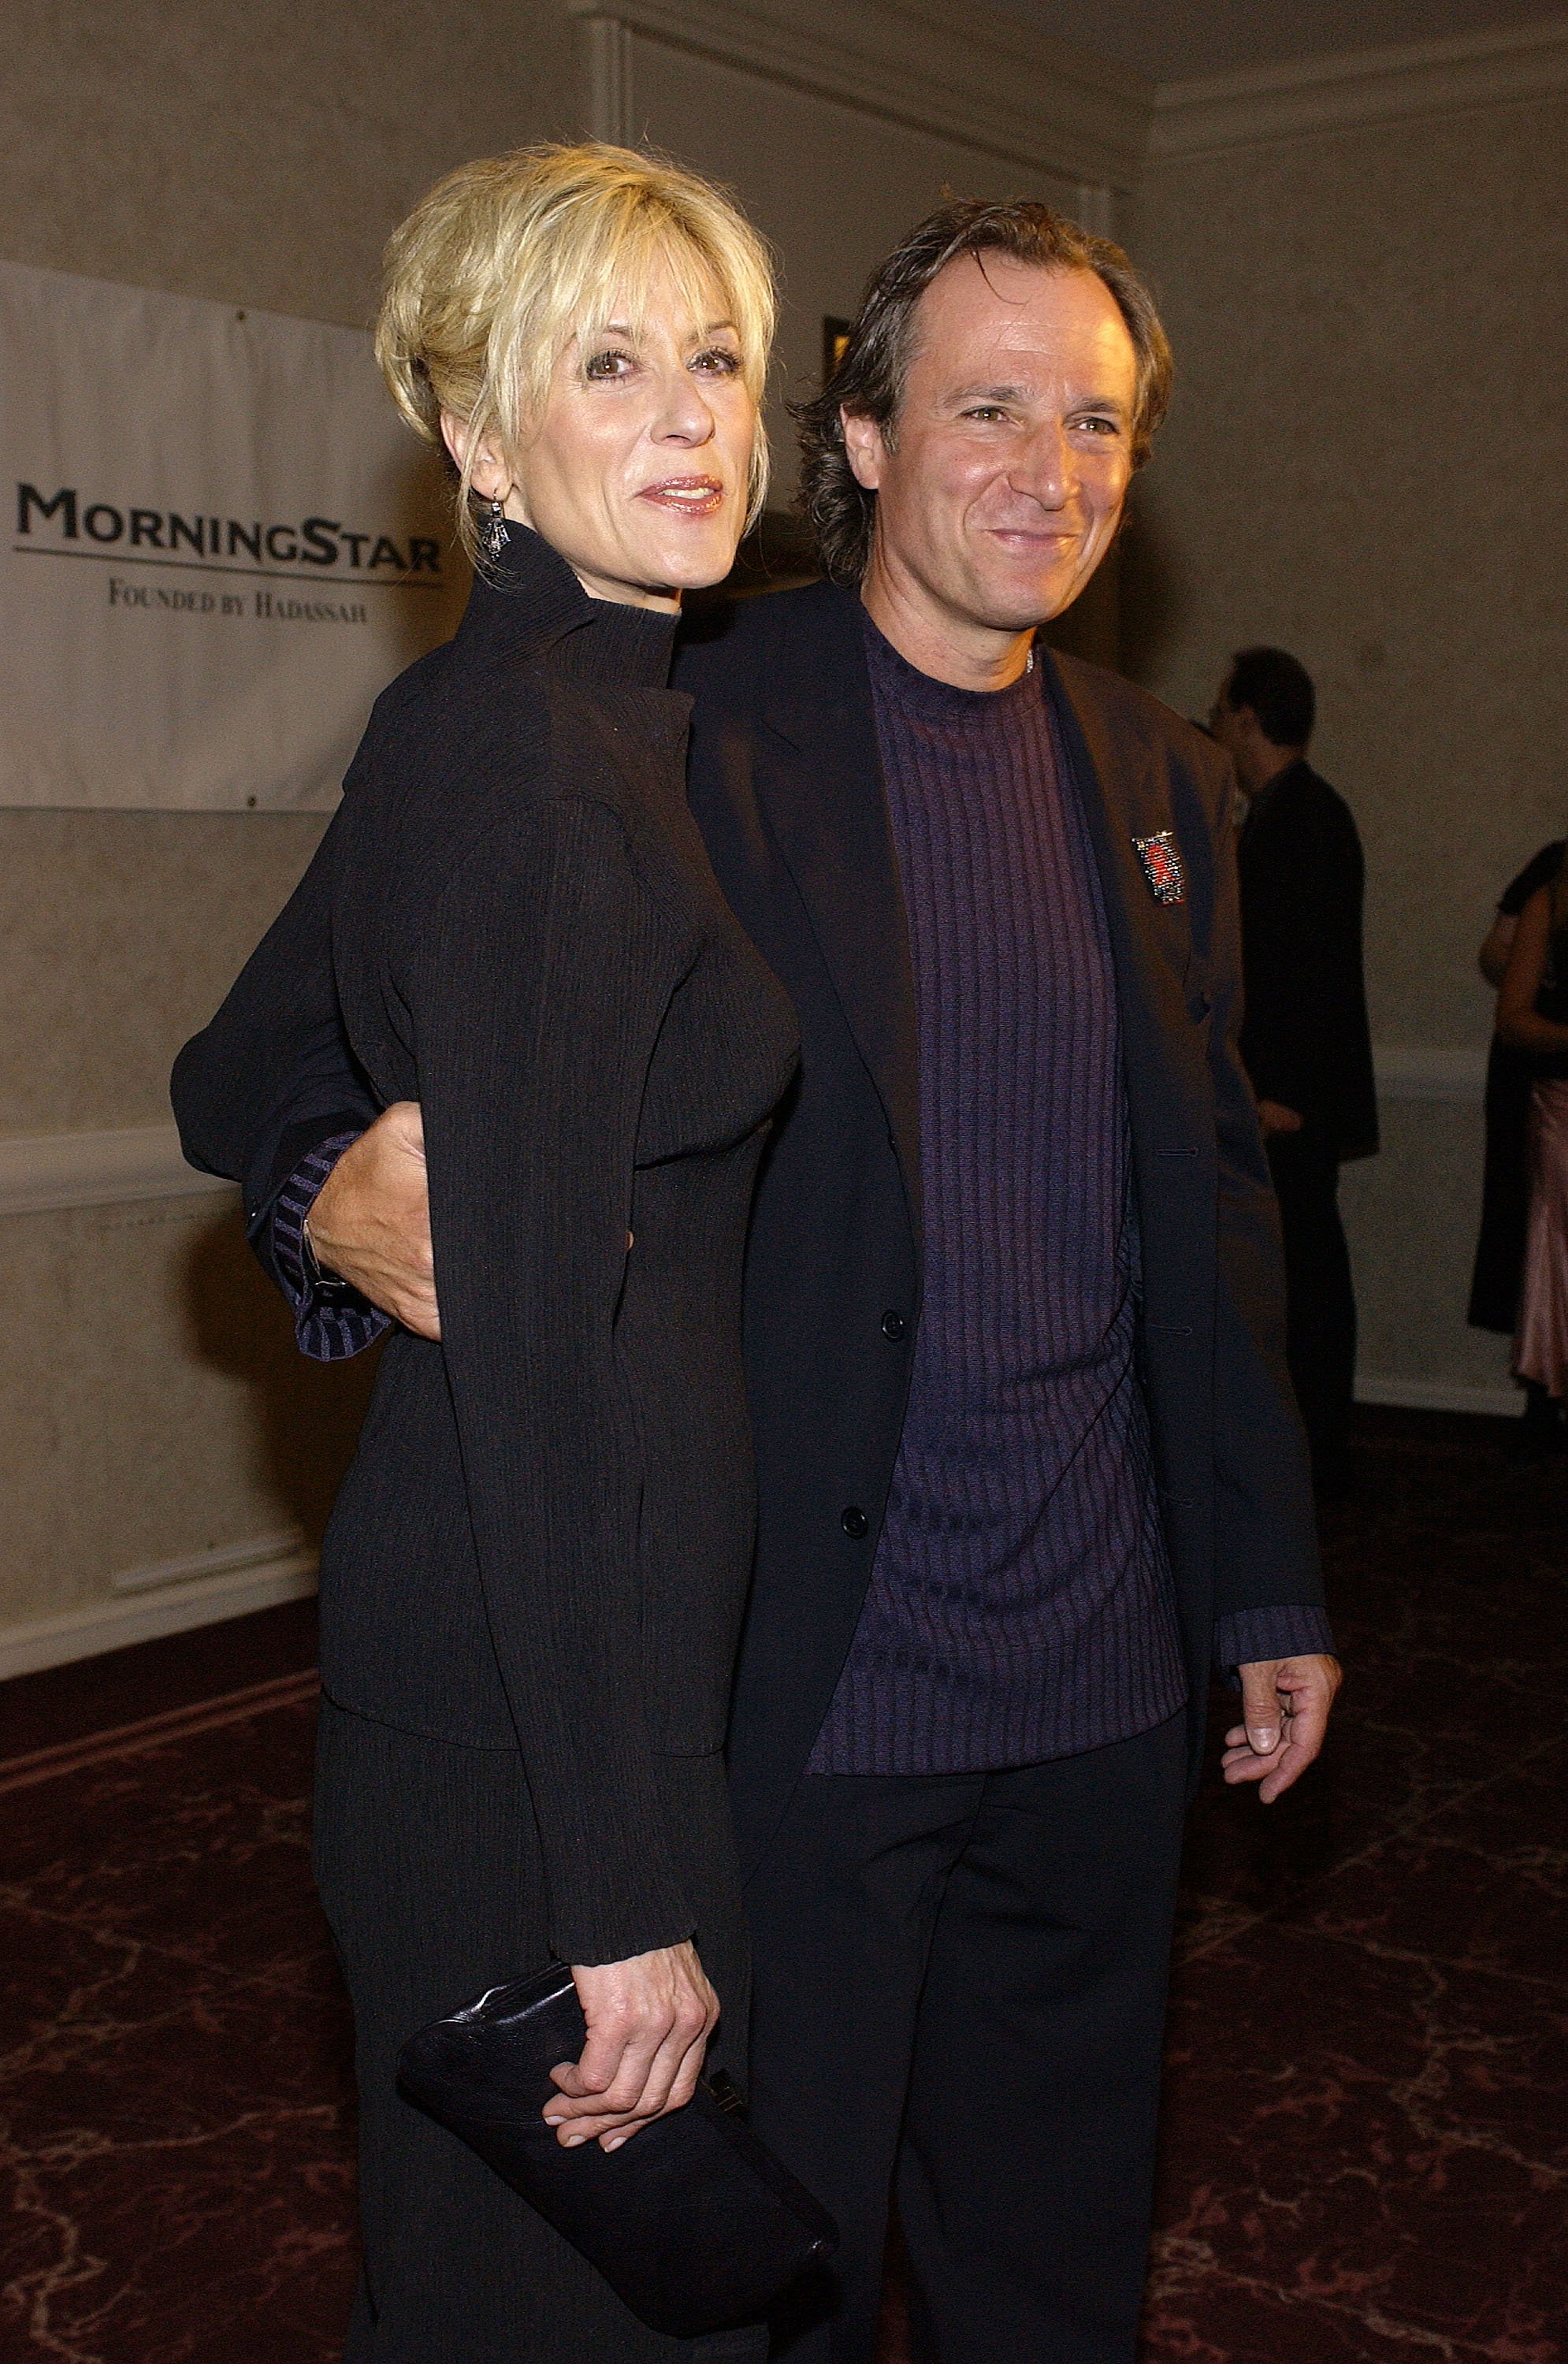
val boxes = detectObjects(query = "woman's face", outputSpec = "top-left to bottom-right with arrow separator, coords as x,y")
450,260 -> 758,610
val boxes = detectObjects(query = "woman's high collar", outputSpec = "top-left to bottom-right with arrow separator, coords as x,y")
456,520 -> 679,689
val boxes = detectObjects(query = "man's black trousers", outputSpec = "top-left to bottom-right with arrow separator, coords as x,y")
1268,1135 -> 1357,1490
745,1711 -> 1188,2364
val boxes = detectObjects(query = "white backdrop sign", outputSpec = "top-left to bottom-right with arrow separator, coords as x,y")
0,261 -> 469,809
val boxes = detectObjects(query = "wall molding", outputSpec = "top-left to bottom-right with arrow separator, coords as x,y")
1356,1373 -> 1518,1420
566,0 -> 1146,187
0,1541 -> 318,1682
1150,20 -> 1568,159
0,1054 -> 1488,1233
1372,1044 -> 1488,1107
0,1124 -> 233,1217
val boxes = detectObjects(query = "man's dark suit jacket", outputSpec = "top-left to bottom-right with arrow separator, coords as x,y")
173,580 -> 1324,1879
1236,758 -> 1378,1163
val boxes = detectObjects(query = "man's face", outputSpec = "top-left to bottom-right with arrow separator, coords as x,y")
844,254 -> 1140,641
1208,672 -> 1245,756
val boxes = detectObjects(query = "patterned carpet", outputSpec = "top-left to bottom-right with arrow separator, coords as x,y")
2,1408 -> 1563,2362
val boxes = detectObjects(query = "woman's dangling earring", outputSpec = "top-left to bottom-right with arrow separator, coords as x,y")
480,496 -> 507,560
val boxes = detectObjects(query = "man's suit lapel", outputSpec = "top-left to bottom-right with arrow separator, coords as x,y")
745,612 -> 1199,1251
753,597 -> 923,1245
1043,647 -> 1194,1113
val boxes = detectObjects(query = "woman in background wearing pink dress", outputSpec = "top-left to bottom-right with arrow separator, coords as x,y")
1498,842 -> 1568,1409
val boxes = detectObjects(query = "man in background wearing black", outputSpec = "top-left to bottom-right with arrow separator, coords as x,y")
1211,648 -> 1378,1495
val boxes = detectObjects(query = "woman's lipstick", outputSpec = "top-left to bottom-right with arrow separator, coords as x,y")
637,475 -> 726,516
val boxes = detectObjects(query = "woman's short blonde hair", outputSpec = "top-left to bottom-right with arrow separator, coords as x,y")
375,143 -> 776,559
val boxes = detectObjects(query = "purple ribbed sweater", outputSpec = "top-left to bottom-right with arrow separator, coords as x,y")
808,620 -> 1188,1775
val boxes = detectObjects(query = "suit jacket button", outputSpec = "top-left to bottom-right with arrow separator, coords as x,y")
880,1310 -> 907,1342
841,1506 -> 869,1539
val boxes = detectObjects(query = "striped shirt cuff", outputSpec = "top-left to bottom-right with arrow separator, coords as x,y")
1213,1605 -> 1336,1672
273,1134 -> 391,1362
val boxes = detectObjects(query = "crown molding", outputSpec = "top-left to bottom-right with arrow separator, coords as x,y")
567,6 -> 1568,184
1150,18 -> 1568,158
566,0 -> 1150,188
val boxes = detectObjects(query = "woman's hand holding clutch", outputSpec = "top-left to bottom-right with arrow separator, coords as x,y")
544,1942 -> 719,2152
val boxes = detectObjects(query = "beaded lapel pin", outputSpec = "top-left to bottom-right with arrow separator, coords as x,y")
1133,831 -> 1185,905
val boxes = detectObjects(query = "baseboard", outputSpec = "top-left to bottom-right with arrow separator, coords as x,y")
0,1548 -> 319,1681
0,1374 -> 1523,1680
110,1530 -> 306,1596
1355,1374 -> 1519,1419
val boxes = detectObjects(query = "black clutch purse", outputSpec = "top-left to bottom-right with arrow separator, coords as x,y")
397,1961 -> 838,2339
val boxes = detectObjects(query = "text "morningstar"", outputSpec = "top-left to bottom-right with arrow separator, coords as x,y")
16,483 -> 443,577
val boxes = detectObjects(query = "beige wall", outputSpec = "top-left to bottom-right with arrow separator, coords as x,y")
0,814 -> 327,1134
0,0 -> 583,1657
0,812 -> 377,1663
1,1 -> 580,322
1128,91 -> 1568,1407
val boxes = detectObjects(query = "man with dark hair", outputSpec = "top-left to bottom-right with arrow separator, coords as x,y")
175,200 -> 1338,2362
793,195 -> 1172,583
1210,649 -> 1378,1496
1224,643 -> 1316,751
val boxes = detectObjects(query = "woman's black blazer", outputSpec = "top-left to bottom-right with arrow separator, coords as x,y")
173,530 -> 796,1966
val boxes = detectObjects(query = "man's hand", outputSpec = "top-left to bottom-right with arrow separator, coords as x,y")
544,1942 -> 719,2152
1257,1098 -> 1304,1137
1222,1654 -> 1341,1803
306,1102 -> 440,1338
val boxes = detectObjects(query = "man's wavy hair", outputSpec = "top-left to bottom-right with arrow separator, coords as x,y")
795,198 -> 1173,585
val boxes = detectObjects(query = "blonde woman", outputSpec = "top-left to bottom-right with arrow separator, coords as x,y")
1499,844 -> 1568,1418
174,147 -> 794,2358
